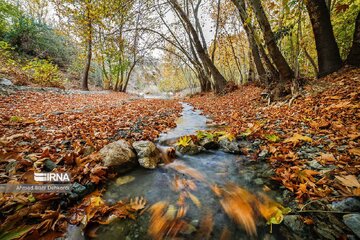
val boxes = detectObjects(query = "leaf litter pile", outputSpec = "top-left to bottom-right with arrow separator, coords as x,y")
0,91 -> 181,239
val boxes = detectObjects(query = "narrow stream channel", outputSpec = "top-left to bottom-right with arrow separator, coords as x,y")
70,103 -> 285,240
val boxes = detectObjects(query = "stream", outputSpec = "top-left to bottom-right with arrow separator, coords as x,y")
68,103 -> 287,240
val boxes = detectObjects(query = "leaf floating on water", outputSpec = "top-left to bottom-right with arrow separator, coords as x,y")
168,162 -> 206,182
219,184 -> 257,236
116,175 -> 135,186
148,201 -> 192,240
220,227 -> 231,240
187,192 -> 201,208
195,212 -> 213,239
210,184 -> 222,197
129,197 -> 147,211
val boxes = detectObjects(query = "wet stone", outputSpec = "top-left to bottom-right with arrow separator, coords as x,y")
176,144 -> 204,155
69,182 -> 87,200
218,139 -> 241,154
330,198 -> 360,212
314,224 -> 337,240
199,138 -> 219,150
132,141 -> 161,169
283,215 -> 307,236
343,214 -> 360,238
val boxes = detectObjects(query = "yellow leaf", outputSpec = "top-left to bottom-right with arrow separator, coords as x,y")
176,136 -> 192,147
187,192 -> 201,208
284,133 -> 312,145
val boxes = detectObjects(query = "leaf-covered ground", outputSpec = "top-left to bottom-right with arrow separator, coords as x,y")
187,67 -> 360,203
0,91 -> 181,238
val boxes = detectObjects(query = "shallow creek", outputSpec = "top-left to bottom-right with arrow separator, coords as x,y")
68,103 -> 286,240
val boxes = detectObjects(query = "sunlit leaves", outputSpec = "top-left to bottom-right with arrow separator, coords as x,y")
265,134 -> 280,142
284,133 -> 312,146
176,135 -> 192,147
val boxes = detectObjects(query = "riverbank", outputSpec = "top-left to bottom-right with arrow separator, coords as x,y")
186,67 -> 360,239
0,89 -> 182,239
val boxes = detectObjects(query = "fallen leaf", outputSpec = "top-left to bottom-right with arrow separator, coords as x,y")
284,133 -> 312,146
116,175 -> 135,186
349,148 -> 360,156
335,175 -> 360,188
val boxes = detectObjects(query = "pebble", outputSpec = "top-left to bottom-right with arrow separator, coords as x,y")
43,159 -> 57,172
307,160 -> 324,170
258,149 -> 268,159
254,178 -> 264,185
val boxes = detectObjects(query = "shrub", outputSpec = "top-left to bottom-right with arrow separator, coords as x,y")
22,59 -> 63,87
5,15 -> 76,66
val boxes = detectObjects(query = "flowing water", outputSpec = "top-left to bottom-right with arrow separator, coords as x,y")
68,103 -> 285,240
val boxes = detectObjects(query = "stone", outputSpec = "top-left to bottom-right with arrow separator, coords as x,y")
83,145 -> 95,157
330,198 -> 360,212
69,182 -> 87,200
5,160 -> 17,175
307,160 -> 324,170
258,149 -> 269,159
284,215 -> 306,235
314,221 -> 343,240
100,140 -> 137,167
176,144 -> 204,155
262,167 -> 275,178
343,214 -> 360,238
0,78 -> 13,86
199,138 -> 219,150
132,141 -> 161,169
218,139 -> 241,153
254,178 -> 264,185
43,159 -> 57,172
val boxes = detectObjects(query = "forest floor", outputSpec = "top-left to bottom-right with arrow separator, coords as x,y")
187,67 -> 360,203
0,67 -> 359,239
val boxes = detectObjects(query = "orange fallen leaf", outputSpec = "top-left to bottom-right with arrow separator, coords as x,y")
335,175 -> 360,188
349,148 -> 360,156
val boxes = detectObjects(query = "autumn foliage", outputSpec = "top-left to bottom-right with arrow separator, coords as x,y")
187,68 -> 360,202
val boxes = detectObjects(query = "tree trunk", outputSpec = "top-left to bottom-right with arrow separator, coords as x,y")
305,0 -> 342,77
122,63 -> 136,92
170,0 -> 227,93
248,0 -> 294,83
258,43 -> 279,80
247,51 -> 255,83
346,12 -> 360,67
82,20 -> 92,91
231,0 -> 267,84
